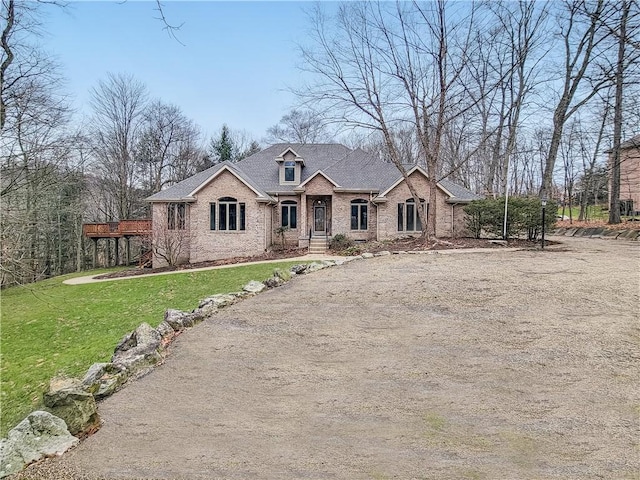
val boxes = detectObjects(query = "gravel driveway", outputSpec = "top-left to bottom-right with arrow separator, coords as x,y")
20,236 -> 639,479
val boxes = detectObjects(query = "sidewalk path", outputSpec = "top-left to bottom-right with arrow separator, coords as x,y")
62,254 -> 345,285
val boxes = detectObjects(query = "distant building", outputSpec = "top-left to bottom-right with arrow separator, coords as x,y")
610,134 -> 640,215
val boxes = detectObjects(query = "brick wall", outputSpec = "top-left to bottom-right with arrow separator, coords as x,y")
188,170 -> 269,262
331,192 -> 378,242
273,195 -> 300,248
376,172 -> 454,238
151,203 -> 191,268
618,147 -> 640,209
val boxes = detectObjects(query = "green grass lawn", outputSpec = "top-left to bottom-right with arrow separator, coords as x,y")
557,204 -> 608,220
0,261 -> 304,436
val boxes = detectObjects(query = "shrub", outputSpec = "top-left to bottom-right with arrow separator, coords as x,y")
330,233 -> 354,252
464,197 -> 557,240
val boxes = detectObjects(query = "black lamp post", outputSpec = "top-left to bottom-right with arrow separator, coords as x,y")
541,198 -> 547,249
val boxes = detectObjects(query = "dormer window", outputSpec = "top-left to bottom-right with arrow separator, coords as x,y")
284,161 -> 296,182
277,147 -> 305,185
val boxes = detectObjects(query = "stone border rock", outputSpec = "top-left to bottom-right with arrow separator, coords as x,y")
552,226 -> 640,240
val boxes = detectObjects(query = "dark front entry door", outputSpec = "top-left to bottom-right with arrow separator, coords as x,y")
313,205 -> 326,235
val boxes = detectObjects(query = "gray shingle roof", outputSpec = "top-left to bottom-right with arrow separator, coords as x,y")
620,134 -> 640,150
145,143 -> 481,203
438,178 -> 483,202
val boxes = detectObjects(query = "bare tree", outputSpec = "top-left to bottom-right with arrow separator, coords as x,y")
89,72 -> 148,220
608,0 -> 637,224
135,99 -> 202,194
539,0 -> 615,199
300,1 -> 484,239
265,109 -> 331,144
151,207 -> 189,267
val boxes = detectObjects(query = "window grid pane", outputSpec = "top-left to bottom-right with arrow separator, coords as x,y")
290,206 -> 297,229
407,204 -> 415,231
219,203 -> 227,230
229,203 -> 237,230
360,206 -> 367,230
285,167 -> 295,182
351,205 -> 358,230
167,204 -> 175,230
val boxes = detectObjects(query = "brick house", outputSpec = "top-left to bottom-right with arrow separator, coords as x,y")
145,144 -> 481,266
610,134 -> 640,215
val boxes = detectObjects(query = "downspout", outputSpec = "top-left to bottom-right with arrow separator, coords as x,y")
370,191 -> 376,241
451,203 -> 456,238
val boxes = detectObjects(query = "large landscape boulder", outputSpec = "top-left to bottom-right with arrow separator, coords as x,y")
43,378 -> 100,437
111,323 -> 162,374
290,264 -> 309,275
163,309 -> 203,331
243,280 -> 266,294
81,362 -> 128,400
197,293 -> 238,313
0,411 -> 78,478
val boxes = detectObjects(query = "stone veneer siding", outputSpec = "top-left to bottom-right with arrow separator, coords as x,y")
376,172 -> 454,239
188,170 -> 270,263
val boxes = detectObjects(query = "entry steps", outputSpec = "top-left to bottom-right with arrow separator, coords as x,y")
309,236 -> 330,254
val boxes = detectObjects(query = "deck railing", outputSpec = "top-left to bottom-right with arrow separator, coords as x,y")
83,219 -> 152,238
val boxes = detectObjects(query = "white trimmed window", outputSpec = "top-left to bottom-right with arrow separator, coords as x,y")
210,197 -> 245,231
167,203 -> 186,230
281,201 -> 297,229
350,199 -> 368,230
397,198 -> 427,232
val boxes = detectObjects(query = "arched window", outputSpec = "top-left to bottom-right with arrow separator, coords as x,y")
210,197 -> 245,231
397,198 -> 427,232
281,200 -> 297,229
350,199 -> 368,230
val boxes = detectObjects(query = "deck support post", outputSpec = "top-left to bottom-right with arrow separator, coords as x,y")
125,236 -> 131,265
92,238 -> 98,268
114,238 -> 120,266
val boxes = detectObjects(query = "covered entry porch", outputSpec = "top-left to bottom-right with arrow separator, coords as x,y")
298,195 -> 332,252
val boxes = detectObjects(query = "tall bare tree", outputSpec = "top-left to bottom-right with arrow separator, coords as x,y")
539,0 -> 614,200
135,99 -> 202,195
608,0 -> 637,224
265,109 -> 331,144
89,72 -> 148,220
300,1 -> 483,238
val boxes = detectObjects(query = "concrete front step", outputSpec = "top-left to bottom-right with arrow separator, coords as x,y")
309,237 -> 330,253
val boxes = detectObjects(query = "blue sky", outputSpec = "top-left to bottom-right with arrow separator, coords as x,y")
43,1 -> 318,141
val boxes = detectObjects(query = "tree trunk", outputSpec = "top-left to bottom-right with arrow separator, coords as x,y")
608,0 -> 629,225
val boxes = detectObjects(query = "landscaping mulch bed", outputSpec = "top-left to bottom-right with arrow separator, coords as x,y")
95,237 -> 544,280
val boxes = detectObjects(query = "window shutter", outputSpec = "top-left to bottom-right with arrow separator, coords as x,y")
210,203 -> 216,230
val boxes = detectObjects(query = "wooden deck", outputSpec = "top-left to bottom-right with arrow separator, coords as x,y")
83,220 -> 151,238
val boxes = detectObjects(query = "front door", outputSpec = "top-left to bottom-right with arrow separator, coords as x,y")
313,205 -> 326,235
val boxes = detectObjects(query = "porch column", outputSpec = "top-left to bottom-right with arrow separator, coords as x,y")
300,194 -> 308,238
